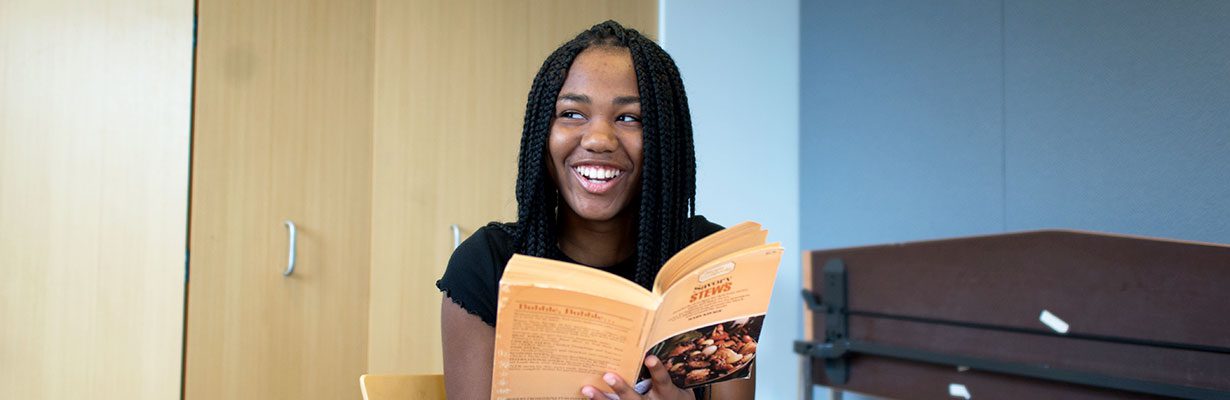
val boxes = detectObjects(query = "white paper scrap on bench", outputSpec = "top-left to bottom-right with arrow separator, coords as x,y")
1039,309 -> 1070,334
949,383 -> 971,399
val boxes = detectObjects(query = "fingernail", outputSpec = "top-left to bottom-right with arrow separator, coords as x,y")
603,373 -> 617,385
581,387 -> 594,398
645,356 -> 658,367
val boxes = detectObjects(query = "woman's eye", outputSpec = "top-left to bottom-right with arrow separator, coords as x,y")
560,111 -> 584,119
617,114 -> 641,123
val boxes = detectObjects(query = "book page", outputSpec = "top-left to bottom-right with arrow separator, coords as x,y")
492,257 -> 657,399
653,222 -> 768,295
638,243 -> 782,389
501,255 -> 656,309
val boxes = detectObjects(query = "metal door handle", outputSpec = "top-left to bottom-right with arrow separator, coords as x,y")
450,224 -> 461,250
283,220 -> 296,276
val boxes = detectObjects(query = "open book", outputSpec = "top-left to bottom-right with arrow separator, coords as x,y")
491,222 -> 782,399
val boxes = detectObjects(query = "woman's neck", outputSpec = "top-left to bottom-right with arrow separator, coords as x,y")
556,207 -> 637,268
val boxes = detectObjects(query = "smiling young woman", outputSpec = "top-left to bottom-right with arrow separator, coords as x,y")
549,46 -> 645,269
436,21 -> 755,400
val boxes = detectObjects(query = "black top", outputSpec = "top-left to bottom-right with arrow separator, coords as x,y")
436,215 -> 724,327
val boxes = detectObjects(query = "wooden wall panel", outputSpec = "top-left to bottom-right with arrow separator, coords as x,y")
367,0 -> 657,374
0,1 -> 192,399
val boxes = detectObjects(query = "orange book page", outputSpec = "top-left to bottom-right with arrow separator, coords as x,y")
500,255 -> 656,309
639,243 -> 782,388
492,286 -> 652,399
492,257 -> 658,399
653,222 -> 767,295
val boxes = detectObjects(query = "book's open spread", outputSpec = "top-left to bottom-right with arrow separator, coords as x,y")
491,222 -> 782,399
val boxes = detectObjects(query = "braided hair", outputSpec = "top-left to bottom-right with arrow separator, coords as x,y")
509,20 -> 697,289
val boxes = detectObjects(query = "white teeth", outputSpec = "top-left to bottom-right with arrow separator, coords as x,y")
574,166 -> 621,180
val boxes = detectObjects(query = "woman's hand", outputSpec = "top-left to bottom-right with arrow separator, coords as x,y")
580,356 -> 695,400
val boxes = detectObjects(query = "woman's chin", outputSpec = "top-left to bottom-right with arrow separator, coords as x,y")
569,204 -> 630,223
573,209 -> 621,222
560,191 -> 638,223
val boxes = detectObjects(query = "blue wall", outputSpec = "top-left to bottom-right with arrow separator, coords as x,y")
663,0 -> 802,398
1003,1 -> 1230,239
801,0 -> 1230,255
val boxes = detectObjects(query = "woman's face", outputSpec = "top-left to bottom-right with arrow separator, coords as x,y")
547,47 -> 644,223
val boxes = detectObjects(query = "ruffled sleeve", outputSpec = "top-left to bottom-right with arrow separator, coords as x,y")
435,226 -> 510,327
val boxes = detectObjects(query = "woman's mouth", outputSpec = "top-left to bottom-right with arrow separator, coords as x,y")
572,165 -> 624,194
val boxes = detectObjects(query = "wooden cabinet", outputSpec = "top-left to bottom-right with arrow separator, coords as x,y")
0,1 -> 192,399
185,1 -> 375,399
186,1 -> 656,399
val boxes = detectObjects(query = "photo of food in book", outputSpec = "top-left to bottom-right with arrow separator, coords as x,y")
641,315 -> 765,388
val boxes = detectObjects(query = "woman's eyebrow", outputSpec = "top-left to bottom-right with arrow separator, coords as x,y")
612,96 -> 640,106
558,93 -> 589,103
557,93 -> 640,106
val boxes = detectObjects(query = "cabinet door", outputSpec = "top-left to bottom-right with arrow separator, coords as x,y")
185,0 -> 374,399
367,0 -> 658,374
0,1 -> 191,399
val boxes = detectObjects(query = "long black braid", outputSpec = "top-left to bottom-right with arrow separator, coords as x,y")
508,20 -> 697,290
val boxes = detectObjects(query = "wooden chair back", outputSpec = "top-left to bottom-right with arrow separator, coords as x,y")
359,374 -> 446,400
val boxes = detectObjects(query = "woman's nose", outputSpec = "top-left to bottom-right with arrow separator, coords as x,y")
580,120 -> 618,153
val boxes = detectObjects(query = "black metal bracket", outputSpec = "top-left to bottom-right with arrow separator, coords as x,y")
794,258 -> 1230,399
819,258 -> 849,385
797,257 -> 853,391
796,258 -> 850,400
801,289 -> 824,312
794,339 -> 847,359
